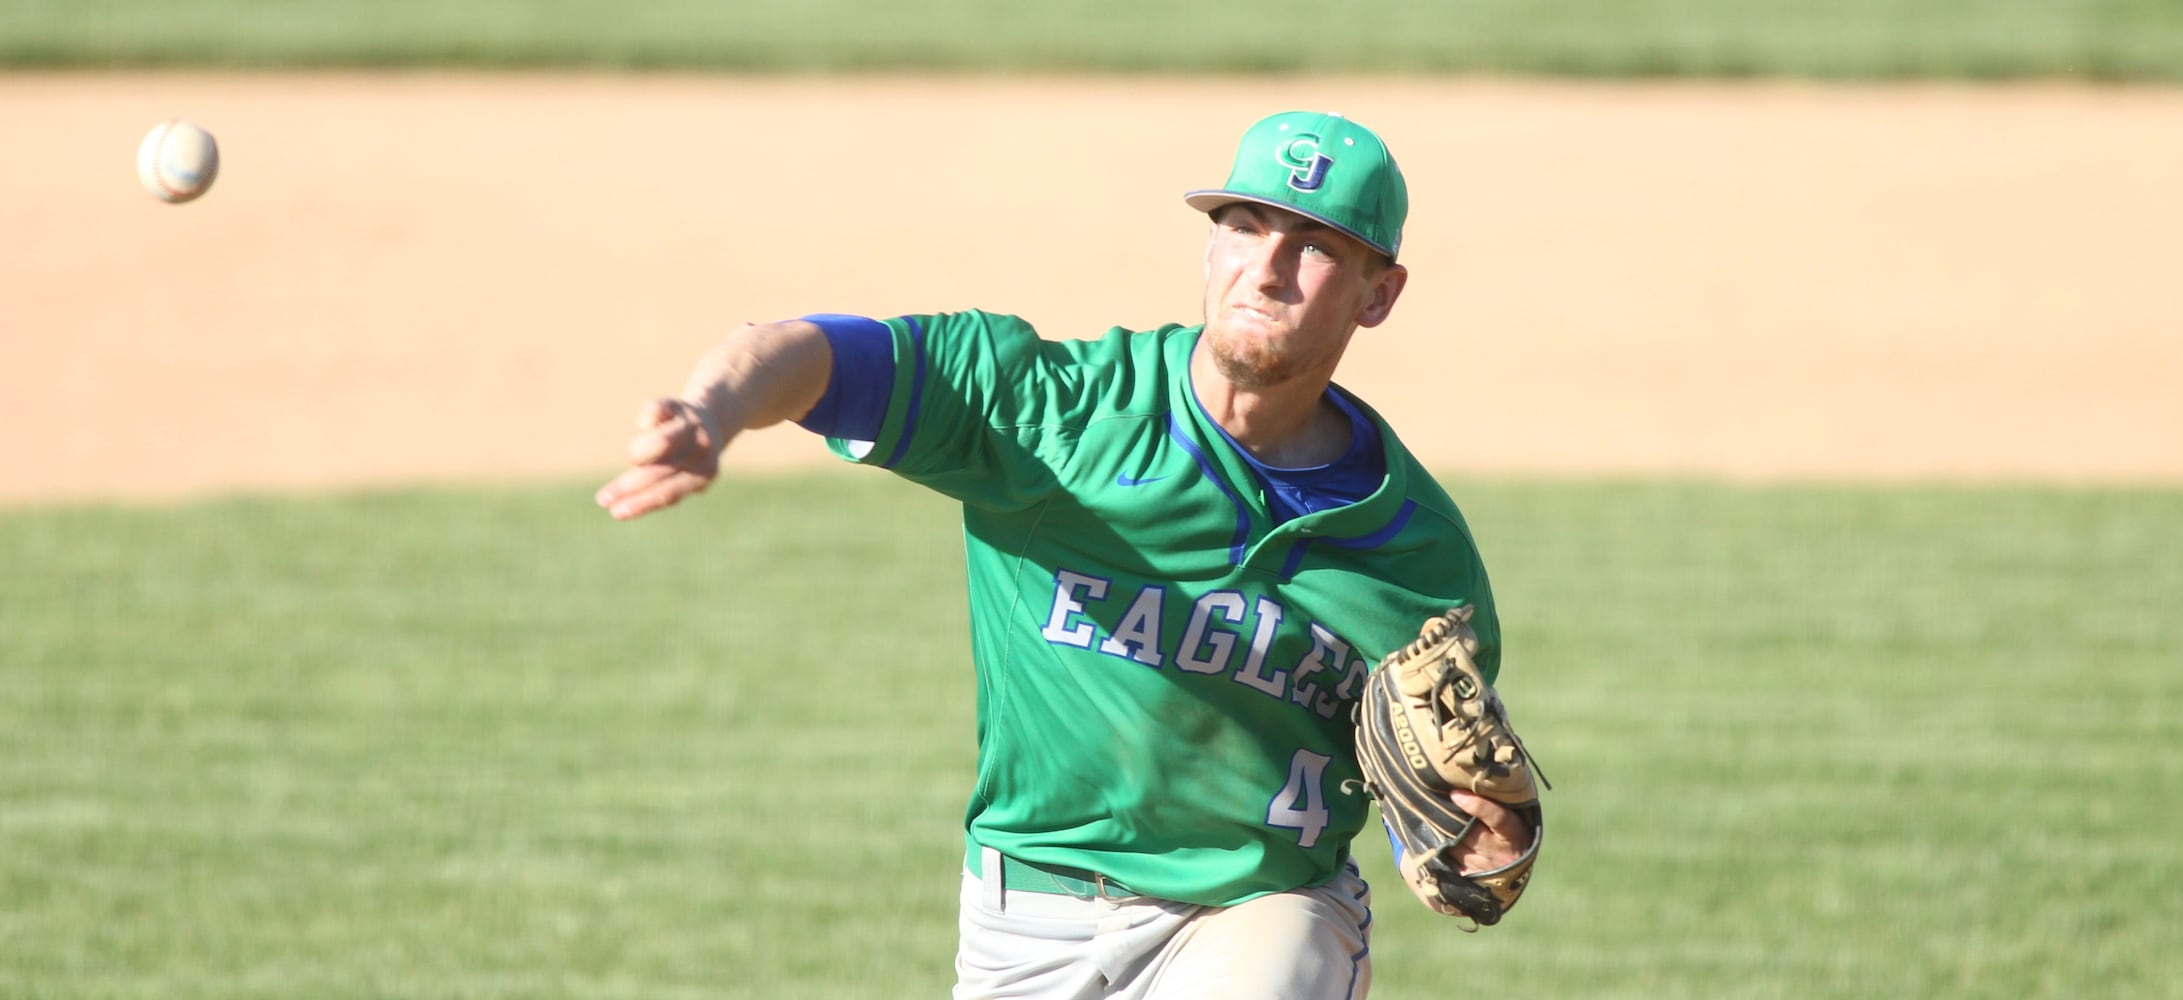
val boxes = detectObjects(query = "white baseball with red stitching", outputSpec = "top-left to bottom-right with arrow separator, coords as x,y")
137,120 -> 220,204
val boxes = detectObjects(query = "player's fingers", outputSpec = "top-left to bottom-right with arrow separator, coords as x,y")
634,397 -> 681,429
625,401 -> 676,465
627,427 -> 674,466
629,420 -> 708,467
595,463 -> 674,509
1453,830 -> 1518,874
630,400 -> 718,467
1452,790 -> 1525,841
605,469 -> 712,520
1451,796 -> 1526,872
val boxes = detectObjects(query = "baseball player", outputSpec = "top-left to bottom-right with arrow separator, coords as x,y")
598,111 -> 1533,999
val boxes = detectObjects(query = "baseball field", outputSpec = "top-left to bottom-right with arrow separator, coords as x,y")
5,4 -> 2183,997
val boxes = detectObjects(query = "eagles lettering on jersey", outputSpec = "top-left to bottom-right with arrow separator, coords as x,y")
1039,569 -> 1370,722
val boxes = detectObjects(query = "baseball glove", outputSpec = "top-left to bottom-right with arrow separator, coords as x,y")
1355,605 -> 1548,927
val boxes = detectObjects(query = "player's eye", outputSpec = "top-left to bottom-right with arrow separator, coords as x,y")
1217,208 -> 1268,235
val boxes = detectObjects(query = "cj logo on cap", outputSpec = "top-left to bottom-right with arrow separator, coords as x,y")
1279,135 -> 1333,192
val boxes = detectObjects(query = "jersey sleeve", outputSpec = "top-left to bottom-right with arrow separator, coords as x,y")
823,310 -> 1109,511
792,313 -> 897,442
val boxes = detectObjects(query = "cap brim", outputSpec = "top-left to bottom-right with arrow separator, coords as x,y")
1183,188 -> 1395,259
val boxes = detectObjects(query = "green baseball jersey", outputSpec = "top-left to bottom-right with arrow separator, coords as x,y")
827,310 -> 1499,907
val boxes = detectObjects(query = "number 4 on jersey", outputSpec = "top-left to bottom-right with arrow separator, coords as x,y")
1267,749 -> 1332,847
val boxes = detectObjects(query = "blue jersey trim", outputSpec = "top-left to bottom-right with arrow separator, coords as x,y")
793,313 -> 896,440
882,316 -> 929,470
1167,413 -> 1252,566
1279,499 -> 1418,580
1197,385 -> 1384,525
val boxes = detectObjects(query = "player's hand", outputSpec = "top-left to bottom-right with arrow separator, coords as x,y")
1449,789 -> 1533,875
595,397 -> 730,520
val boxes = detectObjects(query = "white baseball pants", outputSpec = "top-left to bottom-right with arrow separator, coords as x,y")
953,847 -> 1373,999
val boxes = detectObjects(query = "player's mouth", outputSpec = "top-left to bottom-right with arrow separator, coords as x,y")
1226,302 -> 1282,332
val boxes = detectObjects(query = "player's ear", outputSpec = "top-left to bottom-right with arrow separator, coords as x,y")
1356,263 -> 1408,329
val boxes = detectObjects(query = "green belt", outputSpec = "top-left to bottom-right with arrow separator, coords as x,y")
967,844 -> 1138,899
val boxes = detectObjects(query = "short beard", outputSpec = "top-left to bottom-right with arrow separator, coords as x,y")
1204,331 -> 1302,388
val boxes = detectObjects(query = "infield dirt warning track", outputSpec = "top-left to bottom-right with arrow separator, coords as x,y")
4,75 -> 2181,503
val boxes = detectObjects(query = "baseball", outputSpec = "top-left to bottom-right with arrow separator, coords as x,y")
137,120 -> 220,204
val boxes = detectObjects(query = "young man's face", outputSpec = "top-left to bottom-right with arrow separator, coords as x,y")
1199,202 -> 1407,390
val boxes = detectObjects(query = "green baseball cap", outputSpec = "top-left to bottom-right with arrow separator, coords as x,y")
1185,110 -> 1409,260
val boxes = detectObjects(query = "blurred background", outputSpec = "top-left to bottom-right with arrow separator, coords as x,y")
3,2 -> 2179,997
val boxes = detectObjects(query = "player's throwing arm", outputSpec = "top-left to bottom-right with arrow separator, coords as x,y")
596,320 -> 833,520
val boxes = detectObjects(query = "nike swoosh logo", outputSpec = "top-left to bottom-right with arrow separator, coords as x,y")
1116,474 -> 1169,487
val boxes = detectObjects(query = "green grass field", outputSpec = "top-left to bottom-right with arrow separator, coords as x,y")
7,0 -> 2183,79
3,475 -> 2179,998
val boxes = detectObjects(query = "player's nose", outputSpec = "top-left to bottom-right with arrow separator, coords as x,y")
1240,237 -> 1294,291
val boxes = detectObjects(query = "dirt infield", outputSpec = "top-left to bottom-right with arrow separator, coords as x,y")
5,75 -> 2180,504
